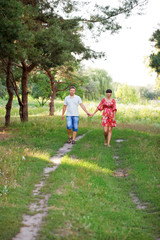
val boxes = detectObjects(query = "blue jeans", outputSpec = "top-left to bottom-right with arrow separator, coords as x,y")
66,116 -> 79,132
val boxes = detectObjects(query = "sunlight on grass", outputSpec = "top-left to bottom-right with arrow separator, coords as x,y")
62,156 -> 114,176
23,148 -> 50,161
0,146 -> 50,195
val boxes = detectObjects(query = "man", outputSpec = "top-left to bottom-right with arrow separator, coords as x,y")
62,86 -> 90,144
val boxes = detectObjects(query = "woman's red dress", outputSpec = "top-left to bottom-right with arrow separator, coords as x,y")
97,98 -> 117,127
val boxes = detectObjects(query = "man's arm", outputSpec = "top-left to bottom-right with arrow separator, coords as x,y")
80,103 -> 91,116
62,105 -> 67,120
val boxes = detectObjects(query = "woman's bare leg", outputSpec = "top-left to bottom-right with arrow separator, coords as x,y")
108,127 -> 112,147
103,126 -> 109,145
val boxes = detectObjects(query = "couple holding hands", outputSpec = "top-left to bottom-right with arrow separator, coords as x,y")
62,86 -> 117,147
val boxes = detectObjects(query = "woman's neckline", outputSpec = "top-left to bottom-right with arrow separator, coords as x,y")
104,98 -> 113,103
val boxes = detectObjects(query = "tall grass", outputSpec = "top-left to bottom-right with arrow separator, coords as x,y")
0,97 -> 160,127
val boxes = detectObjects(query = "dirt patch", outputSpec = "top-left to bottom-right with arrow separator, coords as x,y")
70,154 -> 78,160
130,192 -> 148,210
114,155 -> 120,166
115,139 -> 126,143
90,157 -> 98,161
0,128 -> 10,142
47,206 -> 64,210
84,143 -> 91,149
114,168 -> 129,177
54,222 -> 77,238
55,187 -> 66,195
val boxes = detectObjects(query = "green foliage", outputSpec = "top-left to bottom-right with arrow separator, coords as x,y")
0,0 -> 149,124
0,0 -> 23,58
0,80 -> 6,99
115,83 -> 140,104
139,86 -> 160,100
149,29 -> 160,75
31,73 -> 50,106
82,68 -> 113,100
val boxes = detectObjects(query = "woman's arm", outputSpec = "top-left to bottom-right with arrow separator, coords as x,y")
91,108 -> 99,116
113,99 -> 117,122
92,98 -> 104,116
113,110 -> 116,122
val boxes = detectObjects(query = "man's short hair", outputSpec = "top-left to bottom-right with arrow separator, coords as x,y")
69,86 -> 76,90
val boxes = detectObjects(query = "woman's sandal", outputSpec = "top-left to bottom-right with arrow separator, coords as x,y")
72,140 -> 76,144
67,137 -> 72,143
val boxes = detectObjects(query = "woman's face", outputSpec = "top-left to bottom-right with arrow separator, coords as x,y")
106,92 -> 112,98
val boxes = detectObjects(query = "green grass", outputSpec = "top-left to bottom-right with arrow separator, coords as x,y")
0,96 -> 160,127
0,116 -> 81,240
38,128 -> 160,240
0,97 -> 160,239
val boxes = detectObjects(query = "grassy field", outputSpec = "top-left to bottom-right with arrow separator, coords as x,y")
0,96 -> 160,127
0,97 -> 160,239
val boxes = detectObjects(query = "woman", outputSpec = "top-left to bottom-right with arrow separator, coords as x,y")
91,89 -> 117,147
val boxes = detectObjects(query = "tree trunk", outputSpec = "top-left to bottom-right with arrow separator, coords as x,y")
45,69 -> 57,116
49,82 -> 56,116
20,62 -> 36,122
20,63 -> 29,122
5,60 -> 13,126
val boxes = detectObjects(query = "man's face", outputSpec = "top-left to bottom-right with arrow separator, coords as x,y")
69,88 -> 76,96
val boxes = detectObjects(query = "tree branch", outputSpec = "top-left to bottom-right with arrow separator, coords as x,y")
10,71 -> 23,106
57,86 -> 70,92
28,63 -> 37,72
1,58 -> 23,106
56,81 -> 66,84
12,62 -> 23,69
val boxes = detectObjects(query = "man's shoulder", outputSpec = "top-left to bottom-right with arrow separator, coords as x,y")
75,95 -> 80,98
75,95 -> 82,99
64,95 -> 70,100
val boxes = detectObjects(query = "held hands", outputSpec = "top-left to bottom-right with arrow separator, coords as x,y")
62,113 -> 94,118
87,112 -> 92,117
87,112 -> 94,117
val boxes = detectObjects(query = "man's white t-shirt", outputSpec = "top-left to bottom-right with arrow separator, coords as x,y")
64,95 -> 82,116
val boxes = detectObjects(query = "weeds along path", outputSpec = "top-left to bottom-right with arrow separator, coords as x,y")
12,134 -> 86,240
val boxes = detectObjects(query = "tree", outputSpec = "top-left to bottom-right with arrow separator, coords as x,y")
82,68 -> 113,100
115,84 -> 140,104
0,0 -> 24,125
139,86 -> 159,100
149,28 -> 160,90
31,73 -> 50,106
0,0 -> 148,124
45,64 -> 86,115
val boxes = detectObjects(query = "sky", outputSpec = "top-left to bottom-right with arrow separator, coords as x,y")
82,0 -> 160,87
